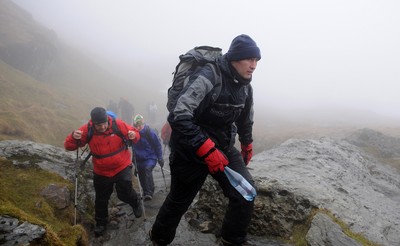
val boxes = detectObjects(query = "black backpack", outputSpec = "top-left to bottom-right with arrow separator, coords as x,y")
166,46 -> 223,112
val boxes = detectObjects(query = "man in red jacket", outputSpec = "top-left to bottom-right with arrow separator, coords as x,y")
160,121 -> 172,150
64,107 -> 142,237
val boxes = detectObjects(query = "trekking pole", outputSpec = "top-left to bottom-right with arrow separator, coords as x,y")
161,144 -> 168,191
74,146 -> 79,225
132,148 -> 146,220
160,165 -> 168,192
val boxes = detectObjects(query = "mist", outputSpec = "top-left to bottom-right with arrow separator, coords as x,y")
13,0 -> 400,127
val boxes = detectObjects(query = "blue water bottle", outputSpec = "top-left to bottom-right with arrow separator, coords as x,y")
224,167 -> 257,201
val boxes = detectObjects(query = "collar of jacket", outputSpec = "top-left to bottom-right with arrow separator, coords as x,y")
218,55 -> 252,85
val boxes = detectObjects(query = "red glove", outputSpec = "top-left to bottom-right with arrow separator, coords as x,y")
241,143 -> 253,166
196,138 -> 229,174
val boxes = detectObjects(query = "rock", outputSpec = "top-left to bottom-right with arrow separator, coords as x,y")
345,128 -> 400,159
0,215 -> 46,245
251,137 -> 400,246
40,183 -> 70,209
0,140 -> 77,182
306,213 -> 361,246
1,130 -> 400,246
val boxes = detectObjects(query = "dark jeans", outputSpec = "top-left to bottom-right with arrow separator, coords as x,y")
151,147 -> 256,245
137,159 -> 157,196
93,164 -> 139,225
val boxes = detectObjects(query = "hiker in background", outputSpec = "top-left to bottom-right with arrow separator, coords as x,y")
132,114 -> 164,201
150,34 -> 261,246
118,97 -> 135,125
160,121 -> 172,151
64,107 -> 143,237
147,101 -> 158,124
106,99 -> 118,117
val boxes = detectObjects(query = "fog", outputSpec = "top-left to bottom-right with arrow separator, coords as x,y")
13,0 -> 400,125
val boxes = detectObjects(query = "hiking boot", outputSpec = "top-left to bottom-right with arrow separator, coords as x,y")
94,224 -> 107,237
219,238 -> 255,246
149,229 -> 167,246
132,198 -> 143,218
144,195 -> 153,201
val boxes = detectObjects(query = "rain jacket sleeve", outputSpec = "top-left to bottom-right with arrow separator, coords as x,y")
168,66 -> 217,150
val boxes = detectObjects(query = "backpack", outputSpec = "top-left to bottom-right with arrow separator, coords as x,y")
82,114 -> 129,165
142,126 -> 161,149
166,46 -> 223,112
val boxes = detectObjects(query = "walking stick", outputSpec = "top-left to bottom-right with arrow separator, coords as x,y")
132,148 -> 146,220
161,143 -> 168,191
74,147 -> 79,225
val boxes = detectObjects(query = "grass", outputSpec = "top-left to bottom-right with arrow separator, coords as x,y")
0,158 -> 88,245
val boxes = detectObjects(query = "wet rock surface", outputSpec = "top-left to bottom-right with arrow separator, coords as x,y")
1,128 -> 400,245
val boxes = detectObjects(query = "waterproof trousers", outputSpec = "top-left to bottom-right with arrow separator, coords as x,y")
137,159 -> 157,197
151,147 -> 255,245
93,164 -> 139,225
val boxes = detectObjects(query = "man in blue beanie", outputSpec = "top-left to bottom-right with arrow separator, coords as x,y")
150,34 -> 261,246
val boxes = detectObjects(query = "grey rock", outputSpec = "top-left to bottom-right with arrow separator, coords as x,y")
251,137 -> 400,246
0,216 -> 46,245
40,183 -> 70,209
0,140 -> 78,182
306,213 -> 361,246
2,130 -> 400,246
345,128 -> 400,159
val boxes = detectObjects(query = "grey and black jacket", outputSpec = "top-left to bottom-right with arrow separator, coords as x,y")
168,54 -> 254,156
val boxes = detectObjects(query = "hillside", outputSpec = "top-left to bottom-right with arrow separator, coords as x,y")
0,0 -> 156,146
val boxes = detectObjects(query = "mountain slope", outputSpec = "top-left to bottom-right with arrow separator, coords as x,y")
0,0 -> 148,146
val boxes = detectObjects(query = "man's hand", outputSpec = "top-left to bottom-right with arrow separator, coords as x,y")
72,130 -> 82,140
241,143 -> 253,166
196,138 -> 229,174
128,130 -> 136,140
158,159 -> 165,168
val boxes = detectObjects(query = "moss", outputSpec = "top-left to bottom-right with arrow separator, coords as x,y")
290,208 -> 380,246
0,158 -> 88,245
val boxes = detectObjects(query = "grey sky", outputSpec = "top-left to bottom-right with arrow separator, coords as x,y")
13,0 -> 400,121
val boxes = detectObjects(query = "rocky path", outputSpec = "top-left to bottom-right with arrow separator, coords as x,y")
89,151 -> 291,246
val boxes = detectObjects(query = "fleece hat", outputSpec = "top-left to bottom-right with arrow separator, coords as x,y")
226,34 -> 261,61
90,107 -> 108,124
133,114 -> 144,126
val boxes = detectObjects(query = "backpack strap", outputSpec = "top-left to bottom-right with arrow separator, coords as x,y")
144,126 -> 156,149
82,117 -> 129,165
205,63 -> 222,103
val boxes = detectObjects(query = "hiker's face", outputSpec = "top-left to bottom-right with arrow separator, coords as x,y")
231,58 -> 258,80
135,123 -> 144,131
94,122 -> 108,133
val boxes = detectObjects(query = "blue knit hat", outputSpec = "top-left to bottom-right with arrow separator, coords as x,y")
226,34 -> 261,61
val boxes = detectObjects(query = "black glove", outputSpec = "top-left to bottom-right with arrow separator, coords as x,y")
158,159 -> 165,168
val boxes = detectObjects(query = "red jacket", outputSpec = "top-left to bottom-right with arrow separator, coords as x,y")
64,116 -> 140,177
161,122 -> 172,145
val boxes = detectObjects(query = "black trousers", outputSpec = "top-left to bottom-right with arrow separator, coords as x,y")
151,147 -> 255,245
137,159 -> 156,197
93,164 -> 139,225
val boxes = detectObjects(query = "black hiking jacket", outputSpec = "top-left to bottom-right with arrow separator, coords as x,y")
168,54 -> 254,158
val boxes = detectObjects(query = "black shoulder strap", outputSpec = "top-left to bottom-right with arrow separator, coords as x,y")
205,62 -> 222,104
86,122 -> 93,143
82,117 -> 129,166
144,126 -> 158,149
110,117 -> 129,147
